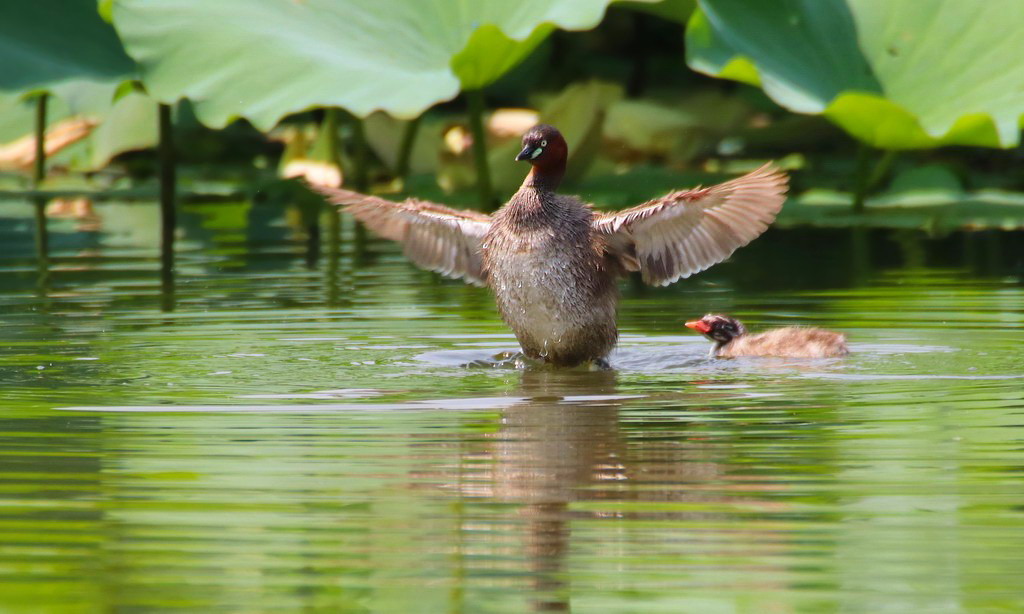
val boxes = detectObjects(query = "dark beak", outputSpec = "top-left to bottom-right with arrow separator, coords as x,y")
685,320 -> 711,334
515,145 -> 533,162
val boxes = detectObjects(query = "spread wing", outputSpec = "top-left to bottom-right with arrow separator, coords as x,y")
310,185 -> 492,286
592,163 -> 787,286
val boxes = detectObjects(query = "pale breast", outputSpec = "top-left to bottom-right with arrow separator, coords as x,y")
482,194 -> 618,364
489,237 -> 592,346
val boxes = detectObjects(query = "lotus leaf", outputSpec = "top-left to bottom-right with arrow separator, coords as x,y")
0,83 -> 157,173
687,0 -> 1024,149
112,0 -> 656,130
0,1 -> 154,172
0,0 -> 135,92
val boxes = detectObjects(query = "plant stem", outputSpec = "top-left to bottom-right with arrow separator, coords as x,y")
852,145 -> 871,213
324,209 -> 341,306
158,103 -> 177,307
32,94 -> 47,186
395,115 -> 421,180
319,107 -> 341,163
341,111 -> 369,248
627,12 -> 650,97
304,216 -> 321,269
302,108 -> 340,269
348,112 -> 369,192
32,93 -> 49,267
466,89 -> 496,211
852,146 -> 897,213
867,149 -> 897,191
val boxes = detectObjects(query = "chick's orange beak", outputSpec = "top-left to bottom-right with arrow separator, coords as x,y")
685,320 -> 710,334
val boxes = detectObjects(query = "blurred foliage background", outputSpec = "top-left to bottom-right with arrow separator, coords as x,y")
4,0 -> 1024,233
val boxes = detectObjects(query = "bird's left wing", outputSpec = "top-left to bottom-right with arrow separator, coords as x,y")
592,164 -> 787,286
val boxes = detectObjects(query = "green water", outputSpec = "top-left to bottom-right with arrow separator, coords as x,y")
2,200 -> 1023,613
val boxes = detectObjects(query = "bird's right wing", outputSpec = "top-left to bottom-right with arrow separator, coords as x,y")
310,185 -> 493,286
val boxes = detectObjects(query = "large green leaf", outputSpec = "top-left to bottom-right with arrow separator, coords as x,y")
0,1 -> 150,173
0,0 -> 135,92
111,0 -> 654,130
0,83 -> 157,174
86,90 -> 158,168
687,0 -> 1024,149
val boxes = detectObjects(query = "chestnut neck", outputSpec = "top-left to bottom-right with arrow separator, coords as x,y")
522,158 -> 566,192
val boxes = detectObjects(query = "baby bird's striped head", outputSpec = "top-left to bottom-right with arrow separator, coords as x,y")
685,314 -> 746,344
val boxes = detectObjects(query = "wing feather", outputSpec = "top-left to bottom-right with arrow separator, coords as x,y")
310,185 -> 492,286
593,164 -> 787,286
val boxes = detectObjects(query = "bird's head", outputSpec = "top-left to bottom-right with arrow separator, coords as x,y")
515,124 -> 567,167
685,314 -> 747,344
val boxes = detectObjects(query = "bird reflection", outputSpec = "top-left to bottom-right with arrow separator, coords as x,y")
493,369 -> 621,612
417,368 -> 789,613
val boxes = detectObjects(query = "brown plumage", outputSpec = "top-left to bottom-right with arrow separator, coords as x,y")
685,314 -> 849,359
311,124 -> 788,367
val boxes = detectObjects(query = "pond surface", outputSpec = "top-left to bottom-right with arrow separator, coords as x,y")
1,200 -> 1023,613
